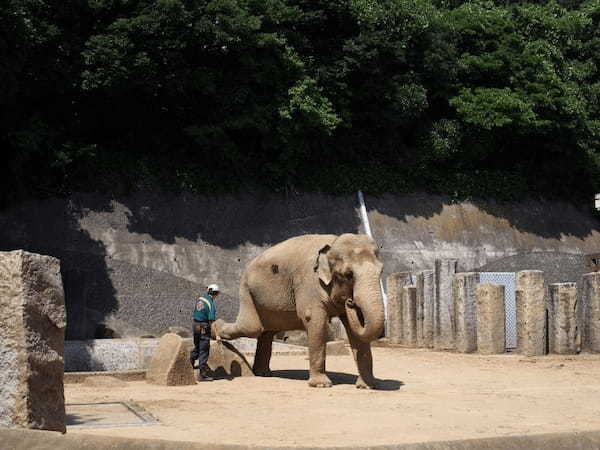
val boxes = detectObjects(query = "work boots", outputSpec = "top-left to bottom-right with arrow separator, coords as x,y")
197,369 -> 213,382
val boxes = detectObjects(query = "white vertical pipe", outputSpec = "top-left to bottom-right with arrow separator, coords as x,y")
357,191 -> 388,333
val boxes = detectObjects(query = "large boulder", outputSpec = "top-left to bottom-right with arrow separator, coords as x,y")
207,340 -> 254,378
0,250 -> 66,433
181,339 -> 254,378
146,333 -> 195,386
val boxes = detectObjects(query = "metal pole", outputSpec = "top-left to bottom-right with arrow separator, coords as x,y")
357,191 -> 388,334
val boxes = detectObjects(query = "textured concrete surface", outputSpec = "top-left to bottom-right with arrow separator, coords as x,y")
548,283 -> 578,354
581,272 -> 600,352
146,333 -> 196,386
516,270 -> 546,356
453,272 -> 479,353
0,250 -> 66,432
434,259 -> 457,350
2,193 -> 600,340
476,283 -> 505,354
416,270 -> 435,348
403,286 -> 418,346
387,272 -> 412,344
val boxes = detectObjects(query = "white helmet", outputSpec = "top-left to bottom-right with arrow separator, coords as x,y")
207,284 -> 220,294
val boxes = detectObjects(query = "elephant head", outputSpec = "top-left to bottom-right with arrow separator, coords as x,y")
315,234 -> 385,343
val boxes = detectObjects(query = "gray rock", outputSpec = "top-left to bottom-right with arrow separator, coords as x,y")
454,272 -> 480,353
386,272 -> 411,344
548,283 -> 578,354
581,273 -> 600,352
476,283 -> 506,355
146,333 -> 196,386
0,250 -> 66,432
417,270 -> 435,348
516,271 -> 546,356
434,259 -> 457,350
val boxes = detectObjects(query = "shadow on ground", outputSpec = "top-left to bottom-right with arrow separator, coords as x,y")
270,369 -> 403,391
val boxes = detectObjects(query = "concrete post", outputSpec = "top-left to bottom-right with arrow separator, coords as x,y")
454,272 -> 480,353
417,270 -> 435,348
0,251 -> 66,432
581,272 -> 600,353
548,283 -> 578,354
476,283 -> 506,355
434,259 -> 457,350
386,272 -> 411,344
403,286 -> 418,347
516,270 -> 546,356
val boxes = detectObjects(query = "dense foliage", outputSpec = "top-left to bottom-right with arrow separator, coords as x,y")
2,0 -> 600,206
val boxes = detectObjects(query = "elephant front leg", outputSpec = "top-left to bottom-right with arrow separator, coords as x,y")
340,315 -> 378,389
305,307 -> 332,388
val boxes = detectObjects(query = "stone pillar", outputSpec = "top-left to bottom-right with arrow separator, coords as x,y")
417,270 -> 435,348
434,259 -> 457,350
548,283 -> 578,354
516,270 -> 546,356
581,272 -> 600,352
453,272 -> 480,353
476,283 -> 506,355
0,250 -> 66,432
403,286 -> 418,347
386,272 -> 411,344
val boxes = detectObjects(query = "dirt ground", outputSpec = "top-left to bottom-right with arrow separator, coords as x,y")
66,348 -> 600,447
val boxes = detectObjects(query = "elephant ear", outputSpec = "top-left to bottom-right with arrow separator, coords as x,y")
314,244 -> 332,286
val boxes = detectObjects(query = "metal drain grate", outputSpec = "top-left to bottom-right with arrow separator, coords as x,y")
66,402 -> 159,428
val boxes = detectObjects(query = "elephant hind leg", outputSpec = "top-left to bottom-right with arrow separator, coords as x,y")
253,331 -> 275,376
215,278 -> 264,340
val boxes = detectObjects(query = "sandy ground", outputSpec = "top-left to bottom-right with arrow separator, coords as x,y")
66,348 -> 600,447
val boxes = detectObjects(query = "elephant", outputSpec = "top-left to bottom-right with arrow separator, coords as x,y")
213,233 -> 385,388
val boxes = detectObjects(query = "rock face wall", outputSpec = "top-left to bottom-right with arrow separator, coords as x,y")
0,251 -> 66,432
1,192 -> 599,339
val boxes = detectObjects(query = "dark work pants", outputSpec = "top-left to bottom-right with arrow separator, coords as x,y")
191,322 -> 210,373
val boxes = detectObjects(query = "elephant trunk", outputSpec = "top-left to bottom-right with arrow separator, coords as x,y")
345,266 -> 385,343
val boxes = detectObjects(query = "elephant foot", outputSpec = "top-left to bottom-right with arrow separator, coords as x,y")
308,374 -> 332,388
253,368 -> 272,377
356,376 -> 378,390
212,319 -> 229,339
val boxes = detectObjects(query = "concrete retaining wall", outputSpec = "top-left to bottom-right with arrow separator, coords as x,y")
64,338 -> 306,372
4,427 -> 600,450
1,192 -> 599,339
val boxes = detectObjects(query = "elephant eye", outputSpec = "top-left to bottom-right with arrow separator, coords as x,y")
345,271 -> 353,280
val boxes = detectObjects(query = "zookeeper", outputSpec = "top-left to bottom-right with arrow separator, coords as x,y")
190,283 -> 219,381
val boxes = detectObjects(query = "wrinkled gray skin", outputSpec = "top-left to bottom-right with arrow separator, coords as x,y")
213,233 -> 385,388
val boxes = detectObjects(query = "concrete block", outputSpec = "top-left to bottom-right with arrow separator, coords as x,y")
0,250 -> 66,432
548,283 -> 578,354
386,272 -> 411,344
581,272 -> 600,352
516,270 -> 546,356
417,270 -> 435,348
326,340 -> 349,355
454,272 -> 480,353
403,286 -> 418,346
146,333 -> 196,386
434,259 -> 457,350
476,283 -> 506,355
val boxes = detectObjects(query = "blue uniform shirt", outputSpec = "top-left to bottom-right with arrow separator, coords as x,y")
193,294 -> 217,322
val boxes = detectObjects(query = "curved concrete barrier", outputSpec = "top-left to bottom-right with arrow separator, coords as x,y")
3,428 -> 600,450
